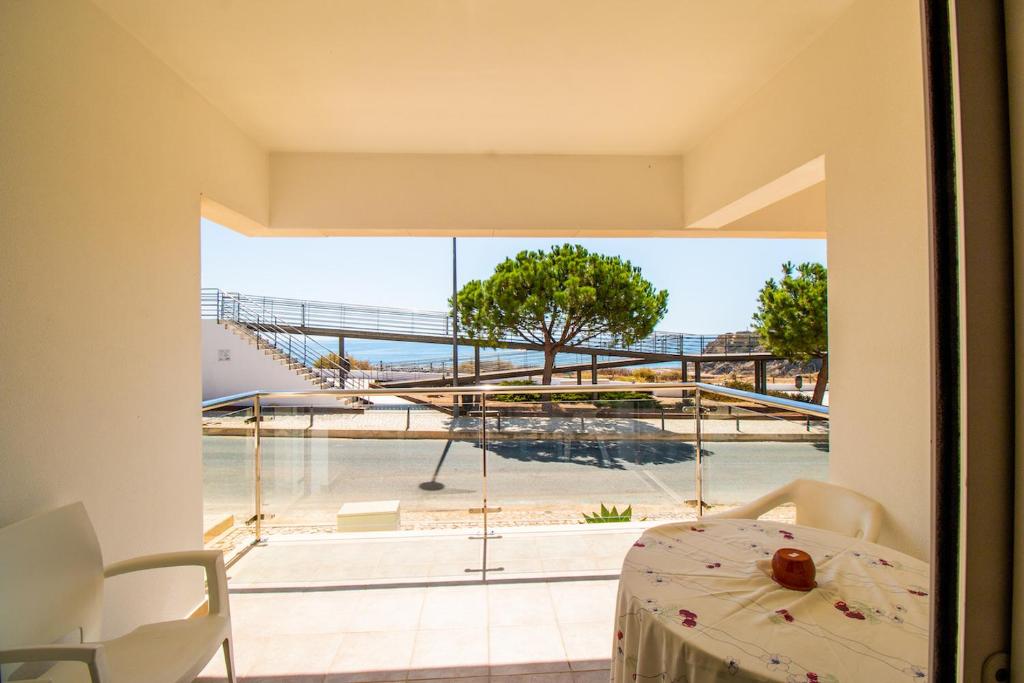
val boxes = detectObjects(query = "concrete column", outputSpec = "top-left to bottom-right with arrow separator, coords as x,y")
694,362 -> 702,382
337,336 -> 345,358
753,360 -> 762,393
576,369 -> 583,385
591,355 -> 598,384
474,346 -> 480,385
680,359 -> 688,382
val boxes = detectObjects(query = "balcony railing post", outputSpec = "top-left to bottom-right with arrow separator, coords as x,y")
480,391 -> 489,579
695,387 -> 703,519
253,394 -> 263,542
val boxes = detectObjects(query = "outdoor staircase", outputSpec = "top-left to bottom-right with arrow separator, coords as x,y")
221,321 -> 337,389
210,290 -> 373,406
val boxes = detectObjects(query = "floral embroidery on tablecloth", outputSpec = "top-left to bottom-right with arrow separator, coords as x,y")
772,608 -> 796,624
614,520 -> 929,683
903,665 -> 927,678
724,656 -> 740,675
763,653 -> 792,672
787,673 -> 839,683
833,600 -> 867,620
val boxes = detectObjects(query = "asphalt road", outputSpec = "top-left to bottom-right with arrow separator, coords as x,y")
203,436 -> 828,524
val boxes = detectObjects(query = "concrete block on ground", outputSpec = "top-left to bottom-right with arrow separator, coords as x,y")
337,499 -> 401,532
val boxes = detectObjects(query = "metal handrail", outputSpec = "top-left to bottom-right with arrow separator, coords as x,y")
202,381 -> 826,544
202,382 -> 827,415
375,348 -> 624,374
205,289 -> 359,390
201,288 -> 769,358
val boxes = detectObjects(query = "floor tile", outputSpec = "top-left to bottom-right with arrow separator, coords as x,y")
489,625 -> 570,675
348,587 -> 427,632
487,584 -> 557,627
244,632 -> 344,677
419,584 -> 489,630
558,621 -> 613,670
547,582 -> 617,625
408,628 -> 489,679
233,591 -> 367,637
325,630 -> 415,682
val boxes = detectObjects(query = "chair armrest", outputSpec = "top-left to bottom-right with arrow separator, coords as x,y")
104,549 -> 228,617
706,489 -> 791,521
0,644 -> 108,683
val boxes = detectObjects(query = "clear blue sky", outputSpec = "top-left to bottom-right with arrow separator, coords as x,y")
201,219 -> 825,334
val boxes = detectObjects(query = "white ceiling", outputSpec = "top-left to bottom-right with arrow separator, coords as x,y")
94,0 -> 853,155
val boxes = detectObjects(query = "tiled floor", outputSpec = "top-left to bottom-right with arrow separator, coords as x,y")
198,527 -> 630,682
198,578 -> 617,682
225,525 -> 651,586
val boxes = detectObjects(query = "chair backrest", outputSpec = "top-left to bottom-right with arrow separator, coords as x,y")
788,479 -> 884,541
0,503 -> 105,650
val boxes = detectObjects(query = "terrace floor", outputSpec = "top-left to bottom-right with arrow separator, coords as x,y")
197,525 -> 647,682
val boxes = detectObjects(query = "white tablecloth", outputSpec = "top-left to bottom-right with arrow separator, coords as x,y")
614,519 -> 929,683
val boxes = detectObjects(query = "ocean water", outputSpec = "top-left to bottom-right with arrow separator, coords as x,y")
315,336 -> 680,370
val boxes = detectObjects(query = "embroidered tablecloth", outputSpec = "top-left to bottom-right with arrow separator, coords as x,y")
613,519 -> 929,683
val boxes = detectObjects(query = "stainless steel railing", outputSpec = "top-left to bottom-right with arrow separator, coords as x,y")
203,289 -> 361,390
202,382 -> 827,548
200,288 -> 769,358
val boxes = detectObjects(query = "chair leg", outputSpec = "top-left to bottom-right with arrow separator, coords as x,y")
222,637 -> 237,683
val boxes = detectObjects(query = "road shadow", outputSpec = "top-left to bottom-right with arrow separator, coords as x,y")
442,414 -> 669,436
478,438 -> 701,469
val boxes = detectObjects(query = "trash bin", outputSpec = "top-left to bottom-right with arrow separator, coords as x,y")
795,375 -> 803,390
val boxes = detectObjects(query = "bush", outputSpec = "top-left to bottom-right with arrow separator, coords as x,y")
313,352 -> 371,370
714,379 -> 812,403
630,368 -> 657,383
488,382 -> 661,408
583,504 -> 632,523
591,391 -> 661,410
491,379 -> 542,402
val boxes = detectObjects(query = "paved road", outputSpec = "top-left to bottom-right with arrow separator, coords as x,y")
203,436 -> 828,526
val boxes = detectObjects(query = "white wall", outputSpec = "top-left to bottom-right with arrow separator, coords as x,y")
0,0 -> 268,636
269,153 -> 686,236
681,0 -> 930,558
202,321 -> 346,406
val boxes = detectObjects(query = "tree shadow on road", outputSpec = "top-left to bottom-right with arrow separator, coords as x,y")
476,438 -> 703,469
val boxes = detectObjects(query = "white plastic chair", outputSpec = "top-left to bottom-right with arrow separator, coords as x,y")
0,502 -> 235,683
709,479 -> 884,541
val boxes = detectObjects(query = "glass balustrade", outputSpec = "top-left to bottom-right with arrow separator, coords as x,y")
201,382 -> 828,581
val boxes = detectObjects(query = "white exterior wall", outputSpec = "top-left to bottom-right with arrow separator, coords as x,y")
0,0 -> 268,636
681,0 -> 930,558
202,321 -> 347,407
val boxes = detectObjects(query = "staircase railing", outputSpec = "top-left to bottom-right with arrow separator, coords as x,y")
201,288 -> 362,390
203,289 -> 766,358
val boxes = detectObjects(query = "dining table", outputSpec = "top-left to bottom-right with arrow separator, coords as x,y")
613,518 -> 930,683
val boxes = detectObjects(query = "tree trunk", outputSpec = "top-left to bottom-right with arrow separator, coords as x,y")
811,354 -> 829,405
541,347 -> 556,385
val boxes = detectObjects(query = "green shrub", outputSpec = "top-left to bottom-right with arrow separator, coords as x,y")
491,379 -> 542,402
630,368 -> 657,383
488,382 -> 662,408
313,352 -> 371,370
583,503 -> 633,524
714,379 -> 812,403
592,391 -> 660,409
